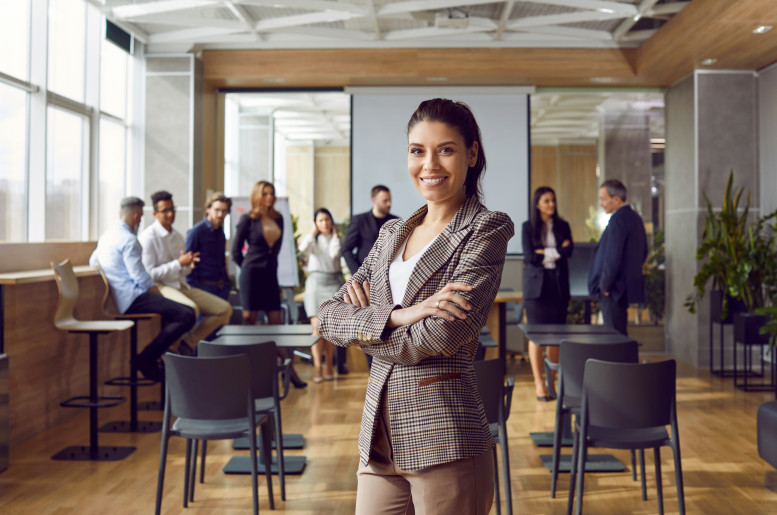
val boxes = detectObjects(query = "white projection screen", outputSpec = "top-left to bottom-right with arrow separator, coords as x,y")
348,87 -> 532,255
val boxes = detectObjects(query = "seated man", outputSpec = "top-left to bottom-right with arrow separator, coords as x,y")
139,190 -> 232,353
91,196 -> 196,381
185,192 -> 232,301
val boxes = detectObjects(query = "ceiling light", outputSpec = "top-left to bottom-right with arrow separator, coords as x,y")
753,25 -> 773,34
262,77 -> 285,83
633,14 -> 641,22
598,8 -> 615,14
701,58 -> 717,65
590,77 -> 614,83
426,77 -> 448,82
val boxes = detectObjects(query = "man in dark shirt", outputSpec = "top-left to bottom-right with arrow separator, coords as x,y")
341,185 -> 398,370
588,179 -> 648,335
186,192 -> 232,301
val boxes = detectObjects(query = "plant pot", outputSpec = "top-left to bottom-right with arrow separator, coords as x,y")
711,290 -> 748,324
734,313 -> 771,345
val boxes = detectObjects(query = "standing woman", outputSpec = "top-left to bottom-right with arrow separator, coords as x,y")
522,186 -> 573,401
318,98 -> 513,514
232,180 -> 306,388
299,208 -> 344,383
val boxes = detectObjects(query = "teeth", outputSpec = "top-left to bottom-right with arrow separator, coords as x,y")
422,177 -> 446,184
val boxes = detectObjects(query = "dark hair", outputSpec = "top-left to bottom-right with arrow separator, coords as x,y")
150,190 -> 173,211
600,179 -> 627,202
407,98 -> 486,201
530,186 -> 561,248
205,191 -> 232,211
313,208 -> 335,241
371,185 -> 390,198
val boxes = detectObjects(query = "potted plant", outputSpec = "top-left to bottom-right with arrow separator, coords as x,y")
643,230 -> 665,324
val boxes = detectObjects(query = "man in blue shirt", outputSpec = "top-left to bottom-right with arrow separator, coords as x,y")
90,196 -> 196,381
186,192 -> 232,300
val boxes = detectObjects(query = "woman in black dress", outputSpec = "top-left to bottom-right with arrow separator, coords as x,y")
522,186 -> 573,400
233,180 -> 306,387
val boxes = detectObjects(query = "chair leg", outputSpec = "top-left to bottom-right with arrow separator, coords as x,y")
499,431 -> 513,515
551,408 -> 566,498
567,431 -> 579,515
672,442 -> 686,515
189,440 -> 198,502
183,439 -> 192,508
575,440 -> 587,515
155,434 -> 170,515
655,447 -> 664,515
631,449 -> 637,481
492,445 -> 501,515
260,420 -> 275,510
248,425 -> 260,515
640,448 -> 647,500
274,410 -> 286,501
200,440 -> 207,483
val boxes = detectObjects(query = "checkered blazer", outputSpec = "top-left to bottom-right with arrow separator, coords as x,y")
318,195 -> 514,471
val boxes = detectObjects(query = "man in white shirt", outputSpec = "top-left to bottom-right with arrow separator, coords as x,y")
139,191 -> 232,353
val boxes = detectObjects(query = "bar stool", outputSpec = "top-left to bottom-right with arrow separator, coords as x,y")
50,260 -> 135,461
96,265 -> 163,433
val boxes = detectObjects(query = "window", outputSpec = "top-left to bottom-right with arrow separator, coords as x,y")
0,0 -> 30,81
48,0 -> 87,102
100,37 -> 128,119
98,118 -> 126,234
46,106 -> 88,241
0,83 -> 28,242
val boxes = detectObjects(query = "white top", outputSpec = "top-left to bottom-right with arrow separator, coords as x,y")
389,234 -> 439,306
298,232 -> 343,274
542,219 -> 560,270
138,220 -> 191,289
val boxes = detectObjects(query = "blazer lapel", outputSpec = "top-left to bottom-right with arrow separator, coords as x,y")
400,196 -> 482,307
371,213 -> 418,306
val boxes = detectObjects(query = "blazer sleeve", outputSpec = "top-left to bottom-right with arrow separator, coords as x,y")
232,215 -> 249,267
342,215 -> 362,274
599,215 -> 627,294
522,221 -> 544,266
558,220 -> 574,259
319,212 -> 514,366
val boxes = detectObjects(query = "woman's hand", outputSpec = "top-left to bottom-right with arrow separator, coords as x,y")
387,282 -> 474,329
534,249 -> 545,255
561,239 -> 571,247
344,280 -> 371,307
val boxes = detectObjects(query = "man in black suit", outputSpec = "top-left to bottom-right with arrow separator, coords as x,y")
342,184 -> 398,370
588,179 -> 648,335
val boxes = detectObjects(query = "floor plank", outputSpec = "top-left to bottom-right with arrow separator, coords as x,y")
1,354 -> 776,513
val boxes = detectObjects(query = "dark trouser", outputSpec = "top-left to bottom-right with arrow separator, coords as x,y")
600,294 -> 628,335
336,346 -> 348,371
187,279 -> 230,301
126,292 -> 196,361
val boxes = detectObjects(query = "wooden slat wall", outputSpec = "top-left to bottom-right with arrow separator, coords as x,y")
530,145 -> 598,243
313,146 -> 351,228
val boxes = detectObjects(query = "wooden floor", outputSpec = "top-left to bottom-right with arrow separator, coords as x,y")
1,353 -> 776,514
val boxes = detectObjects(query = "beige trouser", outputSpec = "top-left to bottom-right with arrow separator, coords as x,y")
355,393 -> 494,515
158,285 -> 232,345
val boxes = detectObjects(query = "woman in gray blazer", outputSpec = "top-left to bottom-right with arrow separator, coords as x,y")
319,98 -> 513,514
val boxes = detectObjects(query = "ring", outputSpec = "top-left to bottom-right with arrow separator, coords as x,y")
435,300 -> 440,308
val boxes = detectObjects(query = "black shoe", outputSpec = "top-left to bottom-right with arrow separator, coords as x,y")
133,356 -> 164,382
337,365 -> 349,375
291,375 -> 308,389
536,395 -> 554,402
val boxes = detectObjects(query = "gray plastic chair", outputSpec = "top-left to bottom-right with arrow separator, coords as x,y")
550,339 -> 639,498
569,359 -> 685,515
198,339 -> 290,501
155,353 -> 271,515
474,358 -> 515,515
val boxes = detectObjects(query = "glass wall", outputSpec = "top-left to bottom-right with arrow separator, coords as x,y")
0,0 -> 136,242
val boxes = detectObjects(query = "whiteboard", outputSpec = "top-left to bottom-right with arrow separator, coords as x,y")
229,196 -> 299,288
348,87 -> 531,254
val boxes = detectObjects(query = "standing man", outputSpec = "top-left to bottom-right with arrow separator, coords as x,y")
341,184 -> 398,370
139,191 -> 232,353
90,196 -> 196,381
588,179 -> 648,335
186,192 -> 232,301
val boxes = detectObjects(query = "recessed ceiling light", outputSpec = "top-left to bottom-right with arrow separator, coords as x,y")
598,8 -> 615,14
590,77 -> 614,83
753,25 -> 773,34
701,58 -> 717,66
262,77 -> 286,83
426,77 -> 448,82
633,14 -> 641,22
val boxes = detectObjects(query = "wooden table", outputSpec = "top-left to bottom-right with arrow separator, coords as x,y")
486,290 -> 524,369
210,332 -> 320,477
218,324 -> 314,336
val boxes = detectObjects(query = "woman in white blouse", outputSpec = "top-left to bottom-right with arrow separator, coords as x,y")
299,208 -> 344,382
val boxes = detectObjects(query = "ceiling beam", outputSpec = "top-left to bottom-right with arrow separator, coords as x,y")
112,0 -> 217,19
149,26 -> 246,44
366,0 -> 382,41
495,1 -> 516,41
378,0 -> 498,16
224,0 -> 263,42
238,0 -> 365,14
613,0 -> 659,42
254,10 -> 366,32
515,25 -> 614,42
384,17 -> 496,41
508,10 -> 627,29
525,0 -> 637,15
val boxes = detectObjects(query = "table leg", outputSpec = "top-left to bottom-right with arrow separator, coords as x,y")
499,302 -> 506,373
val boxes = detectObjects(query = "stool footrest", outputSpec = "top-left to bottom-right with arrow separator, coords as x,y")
60,394 -> 125,409
105,376 -> 156,387
51,445 -> 136,461
100,420 -> 163,433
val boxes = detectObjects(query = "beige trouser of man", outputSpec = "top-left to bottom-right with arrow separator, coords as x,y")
355,392 -> 495,515
158,285 -> 232,345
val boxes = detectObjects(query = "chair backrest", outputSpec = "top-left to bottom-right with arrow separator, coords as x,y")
559,339 -> 639,400
583,359 -> 676,429
474,358 -> 508,424
198,340 -> 278,400
96,263 -> 117,316
51,259 -> 78,326
164,353 -> 251,420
